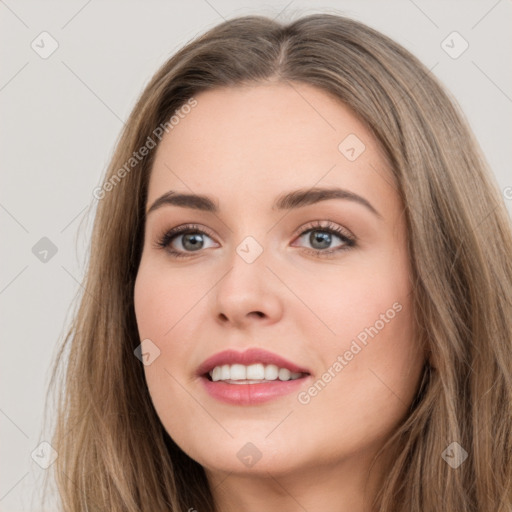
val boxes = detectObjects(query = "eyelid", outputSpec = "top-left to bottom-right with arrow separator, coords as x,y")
152,223 -> 219,251
291,219 -> 354,240
154,219 -> 356,257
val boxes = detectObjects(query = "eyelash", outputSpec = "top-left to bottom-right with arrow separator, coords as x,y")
154,221 -> 356,259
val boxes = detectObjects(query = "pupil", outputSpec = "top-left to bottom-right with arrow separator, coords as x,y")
310,231 -> 331,249
183,233 -> 203,251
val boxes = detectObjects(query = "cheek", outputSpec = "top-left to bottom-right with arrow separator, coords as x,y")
296,248 -> 422,422
134,263 -> 209,454
289,301 -> 421,466
134,258 -> 210,340
133,263 -> 189,390
292,248 -> 411,348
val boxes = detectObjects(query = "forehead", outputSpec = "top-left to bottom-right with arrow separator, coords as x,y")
147,82 -> 393,209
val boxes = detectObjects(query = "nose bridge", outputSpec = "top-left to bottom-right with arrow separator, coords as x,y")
213,235 -> 283,325
222,236 -> 269,297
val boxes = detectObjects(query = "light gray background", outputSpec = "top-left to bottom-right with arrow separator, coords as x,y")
1,1 -> 511,510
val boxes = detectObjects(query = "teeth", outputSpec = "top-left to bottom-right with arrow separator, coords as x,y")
221,364 -> 230,380
246,363 -> 265,380
230,364 -> 246,380
264,364 -> 279,380
209,363 -> 305,382
278,368 -> 291,381
211,366 -> 221,381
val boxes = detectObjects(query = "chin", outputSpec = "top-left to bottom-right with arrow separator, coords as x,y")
177,432 -> 308,476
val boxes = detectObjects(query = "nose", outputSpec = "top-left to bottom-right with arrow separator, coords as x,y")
213,248 -> 284,329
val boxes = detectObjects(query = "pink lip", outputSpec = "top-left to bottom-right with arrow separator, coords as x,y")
201,378 -> 310,405
196,348 -> 310,376
196,348 -> 311,406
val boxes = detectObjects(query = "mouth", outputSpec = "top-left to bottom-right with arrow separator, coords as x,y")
206,363 -> 307,383
197,348 -> 311,405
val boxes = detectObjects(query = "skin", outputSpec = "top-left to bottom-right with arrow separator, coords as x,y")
134,82 -> 427,512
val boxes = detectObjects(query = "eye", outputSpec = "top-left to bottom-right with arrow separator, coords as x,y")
291,220 -> 355,257
154,220 -> 356,259
155,224 -> 218,258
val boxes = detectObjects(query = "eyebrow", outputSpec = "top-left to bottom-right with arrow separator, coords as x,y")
146,187 -> 382,219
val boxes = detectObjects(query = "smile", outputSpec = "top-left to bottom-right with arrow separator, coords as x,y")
209,363 -> 304,383
197,348 -> 312,405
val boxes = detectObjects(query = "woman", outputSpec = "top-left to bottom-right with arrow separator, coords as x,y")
43,13 -> 512,512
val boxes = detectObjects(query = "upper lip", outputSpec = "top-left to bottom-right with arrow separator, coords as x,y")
196,348 -> 311,377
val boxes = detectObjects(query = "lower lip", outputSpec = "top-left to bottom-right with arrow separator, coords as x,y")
200,376 -> 309,405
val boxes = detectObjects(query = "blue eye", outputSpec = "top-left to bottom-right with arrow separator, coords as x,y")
291,220 -> 355,257
156,224 -> 217,258
155,221 -> 355,259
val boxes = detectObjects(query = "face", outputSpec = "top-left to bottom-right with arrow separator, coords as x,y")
134,82 -> 426,480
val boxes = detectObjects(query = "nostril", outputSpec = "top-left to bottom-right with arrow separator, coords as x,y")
217,311 -> 265,323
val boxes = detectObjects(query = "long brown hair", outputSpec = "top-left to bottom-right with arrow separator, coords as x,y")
42,13 -> 512,511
